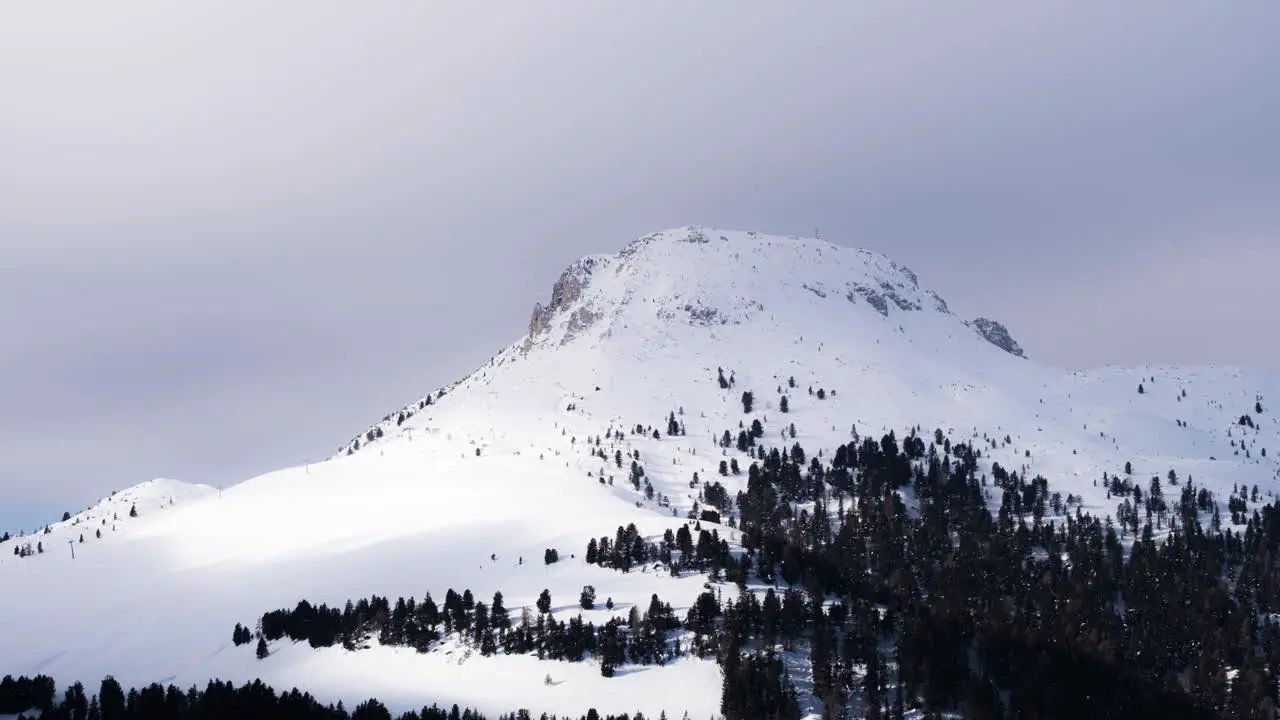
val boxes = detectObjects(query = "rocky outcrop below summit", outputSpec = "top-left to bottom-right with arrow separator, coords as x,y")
969,317 -> 1026,358
528,257 -> 602,338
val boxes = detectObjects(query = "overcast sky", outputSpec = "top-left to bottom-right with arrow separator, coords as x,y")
2,2 -> 1277,530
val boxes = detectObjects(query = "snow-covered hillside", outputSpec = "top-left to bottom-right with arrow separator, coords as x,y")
2,226 -> 1277,718
1,478 -> 215,561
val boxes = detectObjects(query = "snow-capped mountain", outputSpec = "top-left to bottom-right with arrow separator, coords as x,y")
2,226 -> 1276,718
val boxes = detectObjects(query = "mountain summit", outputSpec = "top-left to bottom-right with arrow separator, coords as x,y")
2,226 -> 1277,719
522,226 -> 1020,356
337,226 -> 1033,459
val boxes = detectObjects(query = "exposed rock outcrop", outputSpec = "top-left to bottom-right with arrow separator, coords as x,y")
970,317 -> 1026,358
528,258 -> 600,337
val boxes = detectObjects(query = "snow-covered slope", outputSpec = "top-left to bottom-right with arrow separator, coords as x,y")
2,226 -> 1277,718
1,478 -> 215,560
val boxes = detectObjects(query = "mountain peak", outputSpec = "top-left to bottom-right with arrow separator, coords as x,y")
336,226 -> 1029,460
523,226 -> 957,351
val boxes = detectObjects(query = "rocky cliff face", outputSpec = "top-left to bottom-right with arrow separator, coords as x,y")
969,317 -> 1026,358
528,258 -> 595,337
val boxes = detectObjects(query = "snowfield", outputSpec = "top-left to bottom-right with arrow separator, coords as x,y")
2,226 -> 1277,718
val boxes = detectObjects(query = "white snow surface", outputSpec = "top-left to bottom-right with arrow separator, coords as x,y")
2,226 -> 1278,718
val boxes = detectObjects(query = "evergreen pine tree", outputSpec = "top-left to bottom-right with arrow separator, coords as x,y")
99,676 -> 125,720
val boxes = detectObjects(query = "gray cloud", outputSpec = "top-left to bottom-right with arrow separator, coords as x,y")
1,3 -> 1277,526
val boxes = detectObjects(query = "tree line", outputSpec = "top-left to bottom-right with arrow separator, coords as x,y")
239,587 -> 683,678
